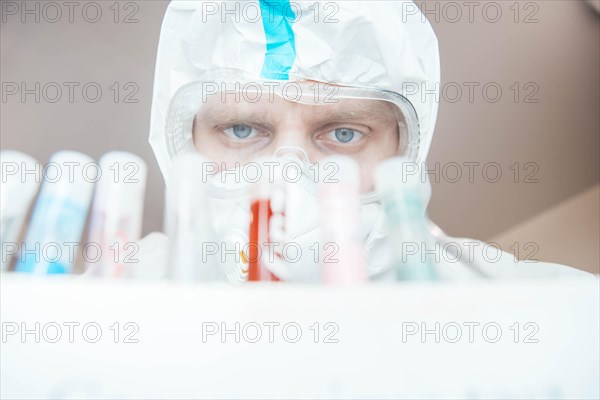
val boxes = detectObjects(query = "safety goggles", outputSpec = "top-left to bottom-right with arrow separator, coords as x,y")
165,69 -> 420,168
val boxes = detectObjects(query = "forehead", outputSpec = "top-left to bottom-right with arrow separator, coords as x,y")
197,92 -> 401,125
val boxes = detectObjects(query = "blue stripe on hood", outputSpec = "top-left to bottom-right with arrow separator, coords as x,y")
259,0 -> 296,80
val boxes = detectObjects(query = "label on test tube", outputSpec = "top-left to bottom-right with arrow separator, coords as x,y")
167,153 -> 221,281
0,151 -> 41,271
15,151 -> 96,274
85,152 -> 147,277
318,155 -> 367,284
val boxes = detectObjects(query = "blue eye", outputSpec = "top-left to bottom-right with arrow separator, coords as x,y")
232,125 -> 253,139
334,128 -> 356,143
223,125 -> 255,139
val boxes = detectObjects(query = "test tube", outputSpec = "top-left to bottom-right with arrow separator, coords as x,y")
167,153 -> 220,281
248,158 -> 280,282
84,152 -> 147,277
0,151 -> 41,271
15,151 -> 96,274
248,157 -> 283,282
374,157 -> 437,281
318,155 -> 367,284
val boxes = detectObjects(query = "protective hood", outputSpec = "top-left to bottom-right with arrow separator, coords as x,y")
149,0 -> 441,185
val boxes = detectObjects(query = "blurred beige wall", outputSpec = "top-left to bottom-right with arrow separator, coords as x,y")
492,184 -> 599,274
1,1 -> 598,270
424,0 -> 600,240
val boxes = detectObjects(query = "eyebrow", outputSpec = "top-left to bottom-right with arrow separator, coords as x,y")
199,104 -> 273,125
198,98 -> 398,126
311,101 -> 398,124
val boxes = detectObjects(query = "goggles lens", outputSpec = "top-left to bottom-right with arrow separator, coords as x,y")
166,74 -> 420,192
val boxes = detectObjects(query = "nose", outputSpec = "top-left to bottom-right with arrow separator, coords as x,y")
267,127 -> 320,163
272,146 -> 311,164
270,126 -> 309,146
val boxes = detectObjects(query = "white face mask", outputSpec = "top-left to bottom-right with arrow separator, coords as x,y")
206,146 -> 392,283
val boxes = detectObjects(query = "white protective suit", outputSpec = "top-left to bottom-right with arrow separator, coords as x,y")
136,0 -> 592,281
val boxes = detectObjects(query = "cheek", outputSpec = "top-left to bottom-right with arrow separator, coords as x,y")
357,134 -> 400,192
193,129 -> 236,165
382,129 -> 400,156
305,146 -> 332,163
360,171 -> 374,192
364,130 -> 400,164
359,159 -> 379,193
193,130 -> 216,157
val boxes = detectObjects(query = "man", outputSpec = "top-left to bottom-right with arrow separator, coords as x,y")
137,0 -> 590,281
